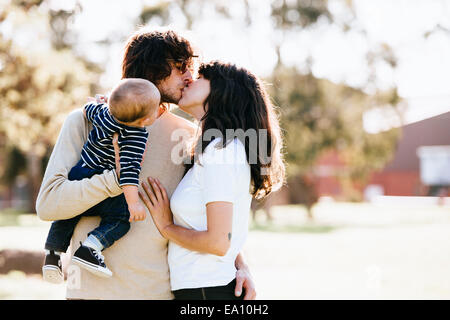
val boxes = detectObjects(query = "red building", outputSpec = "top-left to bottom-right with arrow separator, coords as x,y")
313,111 -> 450,199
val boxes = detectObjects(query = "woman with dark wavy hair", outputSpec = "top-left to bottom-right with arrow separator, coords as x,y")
140,61 -> 285,300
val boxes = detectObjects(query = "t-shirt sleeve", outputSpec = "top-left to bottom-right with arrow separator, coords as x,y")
202,139 -> 247,205
84,103 -> 105,123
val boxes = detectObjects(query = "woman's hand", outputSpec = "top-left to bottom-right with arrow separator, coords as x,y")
139,177 -> 173,237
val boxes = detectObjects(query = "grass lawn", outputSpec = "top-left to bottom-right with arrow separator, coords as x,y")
1,202 -> 450,299
246,202 -> 450,299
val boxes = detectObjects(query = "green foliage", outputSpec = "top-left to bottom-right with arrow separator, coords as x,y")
271,0 -> 332,29
0,34 -> 96,155
11,0 -> 44,11
138,0 -> 251,29
0,2 -> 100,156
139,2 -> 171,26
268,66 -> 400,184
0,1 -> 102,208
267,1 -> 400,191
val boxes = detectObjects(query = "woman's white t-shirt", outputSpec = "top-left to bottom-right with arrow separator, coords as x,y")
168,137 -> 252,291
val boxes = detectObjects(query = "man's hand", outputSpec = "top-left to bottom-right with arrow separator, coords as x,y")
235,265 -> 256,300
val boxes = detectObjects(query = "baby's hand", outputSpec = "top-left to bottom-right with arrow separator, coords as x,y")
95,94 -> 108,104
86,94 -> 108,104
128,202 -> 147,222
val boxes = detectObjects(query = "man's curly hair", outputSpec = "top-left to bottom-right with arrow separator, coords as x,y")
122,29 -> 195,85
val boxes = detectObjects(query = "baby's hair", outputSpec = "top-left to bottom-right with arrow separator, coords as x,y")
109,78 -> 160,123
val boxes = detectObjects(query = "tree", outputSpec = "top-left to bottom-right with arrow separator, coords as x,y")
0,1 -> 101,211
265,0 -> 401,217
268,66 -> 400,207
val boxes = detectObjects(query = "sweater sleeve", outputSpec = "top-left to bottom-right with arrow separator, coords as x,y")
35,108 -> 123,221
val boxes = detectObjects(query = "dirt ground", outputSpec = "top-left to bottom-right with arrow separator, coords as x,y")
1,202 -> 449,300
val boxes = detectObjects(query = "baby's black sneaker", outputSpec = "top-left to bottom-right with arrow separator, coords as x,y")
71,242 -> 112,278
42,251 -> 64,284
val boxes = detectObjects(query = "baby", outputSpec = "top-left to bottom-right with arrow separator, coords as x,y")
42,78 -> 160,283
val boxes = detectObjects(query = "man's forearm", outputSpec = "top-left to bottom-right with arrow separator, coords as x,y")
37,169 -> 121,220
36,109 -> 122,221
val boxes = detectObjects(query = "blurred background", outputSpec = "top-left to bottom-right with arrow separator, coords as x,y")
1,0 -> 449,299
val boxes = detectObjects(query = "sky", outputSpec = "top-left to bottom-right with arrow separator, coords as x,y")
5,0 -> 450,132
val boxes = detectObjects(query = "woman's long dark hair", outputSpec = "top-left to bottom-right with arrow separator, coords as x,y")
185,61 -> 285,199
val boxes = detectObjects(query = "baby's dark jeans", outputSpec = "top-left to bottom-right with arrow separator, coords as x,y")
44,160 -> 130,252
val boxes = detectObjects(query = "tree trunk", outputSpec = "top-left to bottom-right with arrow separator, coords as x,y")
26,151 -> 42,213
4,185 -> 13,209
306,205 -> 314,221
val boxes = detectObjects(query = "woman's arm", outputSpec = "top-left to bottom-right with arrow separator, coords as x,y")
36,109 -> 122,221
140,177 -> 233,256
165,201 -> 232,256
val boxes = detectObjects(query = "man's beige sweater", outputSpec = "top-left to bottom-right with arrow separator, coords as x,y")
36,108 -> 196,299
